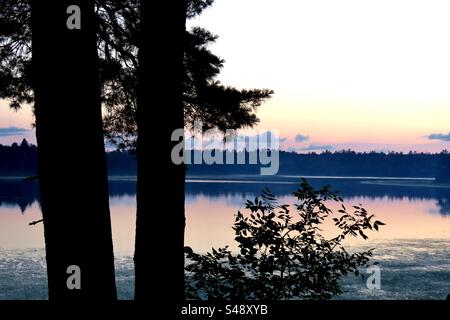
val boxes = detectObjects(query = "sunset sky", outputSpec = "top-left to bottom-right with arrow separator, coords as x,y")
189,0 -> 450,153
2,0 -> 450,153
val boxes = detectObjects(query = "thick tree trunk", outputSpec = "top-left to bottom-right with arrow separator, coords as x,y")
134,0 -> 187,304
31,0 -> 117,300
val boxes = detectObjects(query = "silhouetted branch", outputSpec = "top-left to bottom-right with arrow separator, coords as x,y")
29,219 -> 43,226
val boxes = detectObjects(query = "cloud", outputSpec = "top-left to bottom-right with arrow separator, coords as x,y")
300,144 -> 335,151
239,131 -> 284,149
428,132 -> 450,141
0,127 -> 30,137
295,133 -> 310,143
184,130 -> 285,150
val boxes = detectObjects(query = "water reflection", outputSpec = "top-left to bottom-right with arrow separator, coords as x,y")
0,178 -> 137,212
3,177 -> 450,215
0,176 -> 450,254
0,179 -> 38,213
1,176 -> 450,300
185,177 -> 450,216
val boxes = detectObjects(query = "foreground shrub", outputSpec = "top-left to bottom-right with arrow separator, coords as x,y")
185,179 -> 385,300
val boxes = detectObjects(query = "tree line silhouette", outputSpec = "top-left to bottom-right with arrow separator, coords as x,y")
1,141 -> 449,179
0,139 -> 136,176
187,149 -> 450,179
0,139 -> 37,175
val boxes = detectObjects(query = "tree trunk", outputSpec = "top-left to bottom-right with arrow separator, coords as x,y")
134,0 -> 187,304
31,0 -> 117,300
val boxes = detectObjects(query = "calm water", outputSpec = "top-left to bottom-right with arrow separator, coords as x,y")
0,176 -> 449,299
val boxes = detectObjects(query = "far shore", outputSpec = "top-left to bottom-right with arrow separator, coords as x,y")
2,174 -> 450,189
361,179 -> 450,189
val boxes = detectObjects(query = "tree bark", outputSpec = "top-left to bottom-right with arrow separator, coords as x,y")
31,0 -> 117,300
134,0 -> 187,304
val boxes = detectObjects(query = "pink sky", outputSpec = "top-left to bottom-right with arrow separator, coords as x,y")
3,0 -> 450,154
188,0 -> 450,153
0,100 -> 35,145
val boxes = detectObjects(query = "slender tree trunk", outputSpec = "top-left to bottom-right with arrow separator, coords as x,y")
31,0 -> 117,300
134,0 -> 187,304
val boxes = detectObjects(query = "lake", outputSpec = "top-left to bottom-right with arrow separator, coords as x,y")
0,176 -> 449,299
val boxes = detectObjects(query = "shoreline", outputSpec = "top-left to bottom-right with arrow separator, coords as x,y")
2,175 -> 450,189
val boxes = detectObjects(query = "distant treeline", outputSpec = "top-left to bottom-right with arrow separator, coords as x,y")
186,149 -> 450,179
1,140 -> 449,179
0,139 -> 38,175
0,139 -> 137,176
